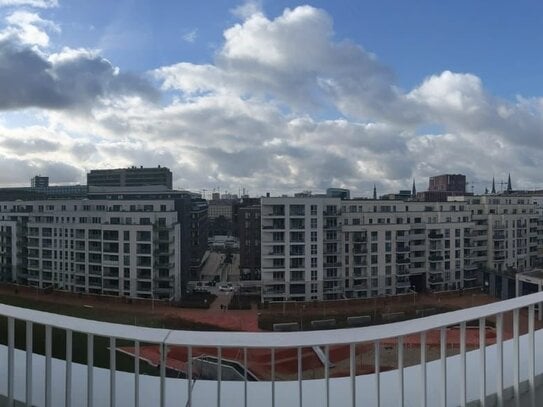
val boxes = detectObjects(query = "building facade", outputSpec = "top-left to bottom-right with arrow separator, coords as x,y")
261,194 -> 539,302
239,205 -> 261,280
0,186 -> 208,301
87,166 -> 173,189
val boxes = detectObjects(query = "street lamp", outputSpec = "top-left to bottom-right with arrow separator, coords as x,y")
409,286 -> 416,306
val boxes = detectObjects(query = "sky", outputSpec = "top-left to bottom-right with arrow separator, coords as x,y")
1,0 -> 543,197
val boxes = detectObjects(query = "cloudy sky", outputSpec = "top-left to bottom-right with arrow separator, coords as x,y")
1,0 -> 543,197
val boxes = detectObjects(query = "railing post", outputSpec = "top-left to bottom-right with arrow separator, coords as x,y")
440,327 -> 447,407
350,343 -> 356,407
65,329 -> 72,407
271,348 -> 276,407
45,325 -> 52,407
188,346 -> 193,407
479,317 -> 486,407
398,336 -> 404,407
88,333 -> 94,407
26,321 -> 33,407
160,343 -> 167,407
298,346 -> 303,407
496,313 -> 503,407
243,347 -> 248,407
420,331 -> 427,407
528,305 -> 535,407
460,321 -> 467,407
217,347 -> 222,407
513,308 -> 520,407
375,340 -> 380,407
134,341 -> 140,407
8,317 -> 14,407
325,345 -> 330,407
110,337 -> 116,407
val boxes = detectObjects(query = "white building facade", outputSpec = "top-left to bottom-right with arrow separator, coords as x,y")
0,197 -> 183,300
261,194 -> 539,302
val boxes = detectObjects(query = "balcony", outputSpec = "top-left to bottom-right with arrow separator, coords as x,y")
2,294 -> 543,406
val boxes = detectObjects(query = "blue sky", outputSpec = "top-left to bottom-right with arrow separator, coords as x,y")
0,0 -> 542,195
42,0 -> 543,98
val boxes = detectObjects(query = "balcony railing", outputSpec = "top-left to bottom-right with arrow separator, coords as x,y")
2,292 -> 543,406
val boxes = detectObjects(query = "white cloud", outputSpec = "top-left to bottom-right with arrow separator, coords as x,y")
0,0 -> 58,8
1,10 -> 59,46
2,4 -> 543,196
230,0 -> 262,19
182,29 -> 197,43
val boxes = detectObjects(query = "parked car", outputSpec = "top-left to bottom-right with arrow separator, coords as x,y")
219,283 -> 234,292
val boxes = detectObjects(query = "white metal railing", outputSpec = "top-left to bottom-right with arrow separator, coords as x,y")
1,292 -> 543,406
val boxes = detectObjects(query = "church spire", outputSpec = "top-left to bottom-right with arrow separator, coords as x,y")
507,173 -> 512,193
491,176 -> 496,194
373,184 -> 377,200
412,178 -> 417,197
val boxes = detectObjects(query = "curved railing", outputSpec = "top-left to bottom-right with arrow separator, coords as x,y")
1,291 -> 543,406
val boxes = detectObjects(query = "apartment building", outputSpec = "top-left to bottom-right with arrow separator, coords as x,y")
87,166 -> 173,189
239,205 -> 261,279
0,185 -> 208,301
464,194 -> 539,298
261,196 -> 341,301
261,194 -> 539,302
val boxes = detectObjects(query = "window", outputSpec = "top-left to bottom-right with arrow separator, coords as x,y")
311,231 -> 318,242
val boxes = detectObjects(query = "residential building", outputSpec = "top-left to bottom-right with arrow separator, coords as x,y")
0,183 -> 208,300
416,173 -> 470,201
190,198 -> 209,279
326,188 -> 350,200
239,205 -> 261,280
31,175 -> 49,188
87,166 -> 173,189
261,194 -> 539,302
466,194 -> 539,298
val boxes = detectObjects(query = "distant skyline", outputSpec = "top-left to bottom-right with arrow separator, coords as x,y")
1,1 -> 543,196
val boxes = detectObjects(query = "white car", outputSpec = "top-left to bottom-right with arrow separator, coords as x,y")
219,284 -> 234,292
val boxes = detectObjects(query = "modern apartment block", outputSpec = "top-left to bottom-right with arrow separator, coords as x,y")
429,174 -> 466,192
239,205 -> 261,279
465,194 -> 539,298
261,194 -> 539,302
87,166 -> 173,189
0,184 -> 208,301
30,175 -> 49,188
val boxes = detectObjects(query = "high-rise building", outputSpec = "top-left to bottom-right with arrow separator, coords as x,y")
190,198 -> 209,279
87,166 -> 173,189
31,175 -> 49,188
428,174 -> 466,193
239,205 -> 261,280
